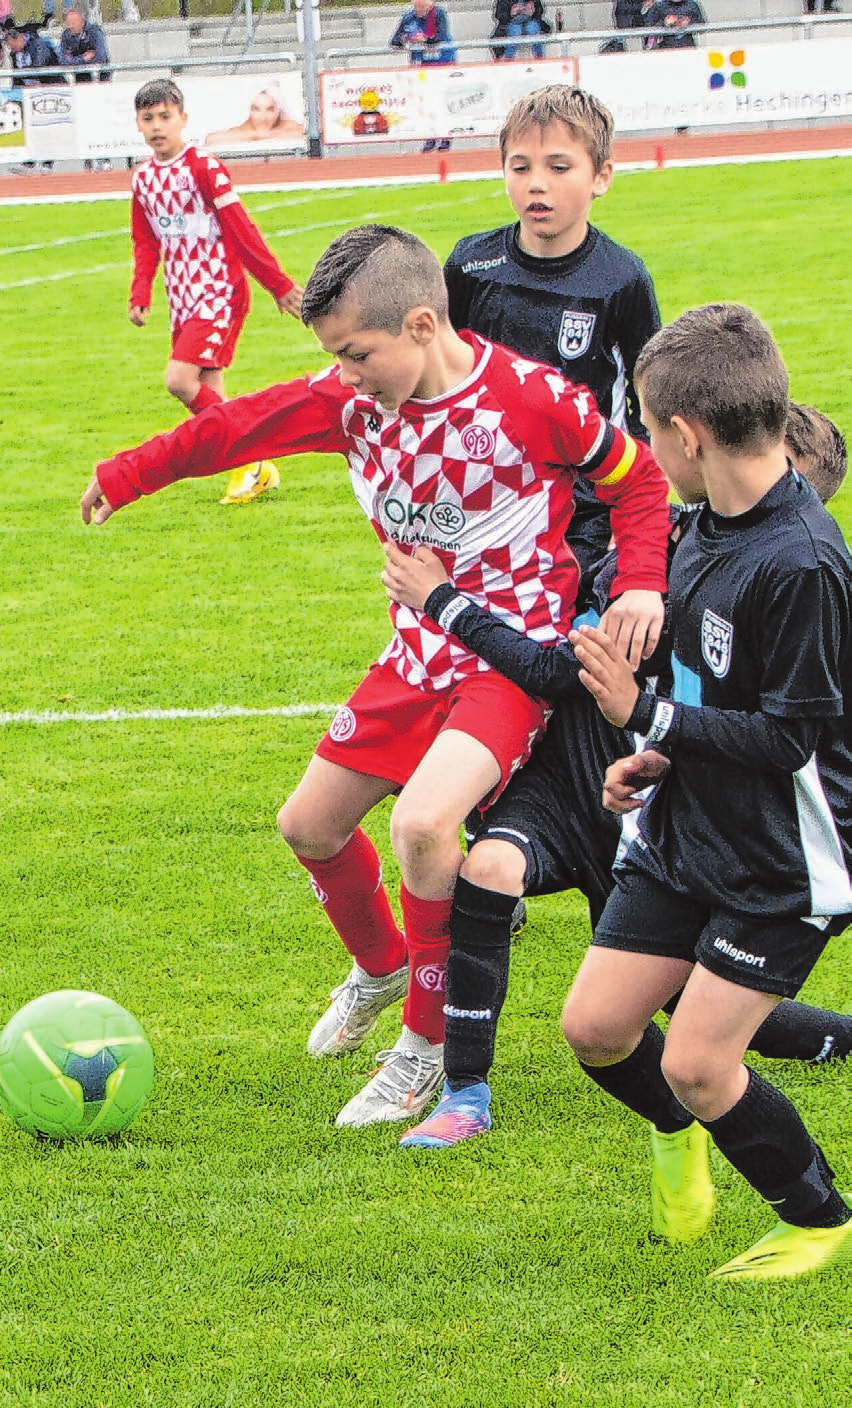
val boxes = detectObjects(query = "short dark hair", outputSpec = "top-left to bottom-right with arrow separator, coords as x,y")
134,78 -> 184,113
635,303 -> 789,453
301,224 -> 448,332
785,401 -> 847,505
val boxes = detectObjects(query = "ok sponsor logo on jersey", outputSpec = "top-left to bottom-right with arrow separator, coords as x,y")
382,496 -> 466,537
558,308 -> 596,360
702,608 -> 733,678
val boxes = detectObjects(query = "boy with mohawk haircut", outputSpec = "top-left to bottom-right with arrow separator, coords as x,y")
445,84 -> 660,571
81,223 -> 670,1131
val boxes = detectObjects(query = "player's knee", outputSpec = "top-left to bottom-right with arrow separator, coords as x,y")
276,797 -> 341,860
460,838 -> 526,896
561,995 -> 629,1065
164,363 -> 196,403
390,797 -> 450,862
659,1042 -> 715,1115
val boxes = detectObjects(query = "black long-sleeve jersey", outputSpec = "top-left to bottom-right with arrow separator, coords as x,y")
424,473 -> 852,921
444,222 -> 661,570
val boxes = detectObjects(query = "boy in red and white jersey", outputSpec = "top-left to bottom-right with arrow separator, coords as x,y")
82,225 -> 670,1130
130,78 -> 303,504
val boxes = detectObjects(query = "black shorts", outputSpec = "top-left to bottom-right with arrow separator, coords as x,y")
593,864 -> 847,998
469,730 -> 621,927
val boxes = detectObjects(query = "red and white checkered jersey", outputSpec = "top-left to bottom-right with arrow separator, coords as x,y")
130,144 -> 293,330
98,333 -> 669,692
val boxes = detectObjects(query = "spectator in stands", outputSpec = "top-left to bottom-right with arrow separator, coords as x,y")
643,0 -> 705,48
492,0 -> 550,60
1,18 -> 63,170
1,21 -> 63,81
59,4 -> 110,82
390,0 -> 456,152
59,3 -> 111,170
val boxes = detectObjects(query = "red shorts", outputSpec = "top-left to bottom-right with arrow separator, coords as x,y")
316,660 -> 547,804
171,304 -> 247,370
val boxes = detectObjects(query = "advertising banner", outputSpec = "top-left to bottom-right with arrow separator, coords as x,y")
579,39 -> 852,131
320,58 -> 579,147
0,70 -> 307,166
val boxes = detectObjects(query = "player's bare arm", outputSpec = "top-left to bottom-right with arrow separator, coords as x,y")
598,589 -> 664,669
602,750 -> 671,814
569,621 -> 639,726
128,305 -> 149,327
381,542 -> 450,610
80,472 -> 115,526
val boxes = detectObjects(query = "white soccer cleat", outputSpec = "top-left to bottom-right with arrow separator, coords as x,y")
307,962 -> 409,1059
335,1027 -> 444,1128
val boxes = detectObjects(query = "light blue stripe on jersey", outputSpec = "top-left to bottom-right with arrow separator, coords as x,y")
672,653 -> 702,705
794,756 -> 852,917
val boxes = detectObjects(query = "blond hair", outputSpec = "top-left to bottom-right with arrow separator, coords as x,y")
499,86 -> 613,172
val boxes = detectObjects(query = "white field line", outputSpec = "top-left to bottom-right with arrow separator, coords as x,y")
0,703 -> 339,727
0,188 -> 501,291
0,187 -> 363,257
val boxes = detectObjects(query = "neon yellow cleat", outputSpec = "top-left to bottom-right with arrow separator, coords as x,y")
650,1122 -> 715,1243
710,1196 -> 852,1281
219,460 -> 280,505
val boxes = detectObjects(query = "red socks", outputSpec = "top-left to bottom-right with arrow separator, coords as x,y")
399,885 -> 452,1045
188,384 -> 225,416
296,829 -> 406,977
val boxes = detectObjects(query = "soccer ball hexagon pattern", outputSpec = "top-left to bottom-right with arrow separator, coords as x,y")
0,990 -> 154,1140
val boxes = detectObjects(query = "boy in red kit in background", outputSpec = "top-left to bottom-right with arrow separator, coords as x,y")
81,224 -> 669,1130
130,79 -> 303,505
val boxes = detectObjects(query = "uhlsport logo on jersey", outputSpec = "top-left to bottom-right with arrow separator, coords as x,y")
702,608 -> 733,678
328,705 -> 357,742
558,309 -> 596,360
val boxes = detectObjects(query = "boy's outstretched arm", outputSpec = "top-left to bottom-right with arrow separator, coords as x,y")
79,378 -> 347,524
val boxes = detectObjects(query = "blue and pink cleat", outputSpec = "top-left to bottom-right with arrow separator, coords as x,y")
399,1080 -> 492,1148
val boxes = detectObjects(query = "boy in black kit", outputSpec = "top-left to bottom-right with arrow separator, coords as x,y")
389,310 -> 852,1279
445,85 -> 660,571
561,305 -> 852,1280
384,401 -> 851,1164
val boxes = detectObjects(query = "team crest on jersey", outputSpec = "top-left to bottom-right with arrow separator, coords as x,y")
461,424 -> 495,460
701,609 -> 733,678
558,309 -> 596,360
329,706 -> 357,742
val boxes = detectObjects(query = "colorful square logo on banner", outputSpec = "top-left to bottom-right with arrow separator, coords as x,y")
708,49 -> 747,90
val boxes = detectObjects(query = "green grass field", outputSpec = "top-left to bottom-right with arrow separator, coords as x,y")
0,159 -> 850,1407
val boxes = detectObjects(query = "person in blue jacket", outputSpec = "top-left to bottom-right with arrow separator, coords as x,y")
390,0 -> 456,151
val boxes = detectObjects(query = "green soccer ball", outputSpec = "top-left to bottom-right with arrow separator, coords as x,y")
0,990 -> 154,1141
